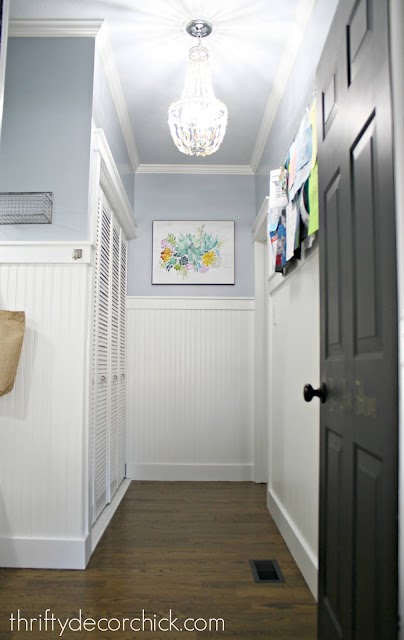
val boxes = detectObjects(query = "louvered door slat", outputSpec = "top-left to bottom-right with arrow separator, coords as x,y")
91,198 -> 111,523
118,238 -> 127,484
109,224 -> 121,499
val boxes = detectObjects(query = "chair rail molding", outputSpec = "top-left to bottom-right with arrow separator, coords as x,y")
0,241 -> 94,264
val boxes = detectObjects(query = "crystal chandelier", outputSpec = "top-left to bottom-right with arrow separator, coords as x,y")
168,19 -> 228,157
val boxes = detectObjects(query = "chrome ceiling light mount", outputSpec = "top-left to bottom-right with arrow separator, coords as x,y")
185,18 -> 213,38
168,18 -> 228,157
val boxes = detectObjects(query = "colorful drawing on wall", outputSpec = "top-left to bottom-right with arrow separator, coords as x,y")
152,220 -> 235,285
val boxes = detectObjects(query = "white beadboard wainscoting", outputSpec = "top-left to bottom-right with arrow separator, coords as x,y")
266,249 -> 320,598
126,297 -> 255,481
0,243 -> 92,569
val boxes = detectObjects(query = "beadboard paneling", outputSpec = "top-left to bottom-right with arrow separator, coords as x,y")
0,263 -> 90,548
126,298 -> 254,481
267,250 -> 320,598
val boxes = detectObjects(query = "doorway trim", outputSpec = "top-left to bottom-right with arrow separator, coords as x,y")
252,197 -> 269,483
390,0 -> 404,635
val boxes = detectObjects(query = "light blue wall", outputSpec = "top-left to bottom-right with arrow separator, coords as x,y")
92,49 -> 135,209
0,38 -> 95,240
255,0 -> 339,213
128,173 -> 256,296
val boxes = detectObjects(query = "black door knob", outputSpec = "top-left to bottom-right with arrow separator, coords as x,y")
303,383 -> 327,403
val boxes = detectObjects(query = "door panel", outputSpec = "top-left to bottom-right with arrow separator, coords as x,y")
347,0 -> 372,85
351,116 -> 380,352
324,172 -> 343,357
324,429 -> 343,634
353,447 -> 382,639
317,0 -> 398,637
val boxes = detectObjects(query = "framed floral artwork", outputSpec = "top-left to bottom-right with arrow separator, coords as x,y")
152,220 -> 235,285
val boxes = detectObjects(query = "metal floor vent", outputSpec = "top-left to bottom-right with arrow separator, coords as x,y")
0,192 -> 53,224
249,560 -> 285,583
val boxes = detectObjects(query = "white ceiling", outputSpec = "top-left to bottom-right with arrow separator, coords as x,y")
10,0 -> 314,169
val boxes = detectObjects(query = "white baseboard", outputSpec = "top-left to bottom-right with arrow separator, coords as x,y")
267,487 -> 318,600
0,480 -> 131,570
0,479 -> 130,569
0,536 -> 89,570
90,478 -> 131,555
126,463 -> 254,482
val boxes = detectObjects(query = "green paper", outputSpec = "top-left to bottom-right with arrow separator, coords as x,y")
309,99 -> 317,169
308,163 -> 319,235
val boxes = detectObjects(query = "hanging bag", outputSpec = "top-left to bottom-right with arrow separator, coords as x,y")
0,311 -> 25,397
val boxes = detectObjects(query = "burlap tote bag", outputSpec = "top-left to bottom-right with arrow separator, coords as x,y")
0,311 -> 25,397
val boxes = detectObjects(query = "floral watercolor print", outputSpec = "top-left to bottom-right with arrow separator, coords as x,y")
152,221 -> 235,285
160,225 -> 223,278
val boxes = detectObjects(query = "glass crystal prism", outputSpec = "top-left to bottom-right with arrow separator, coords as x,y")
168,44 -> 228,157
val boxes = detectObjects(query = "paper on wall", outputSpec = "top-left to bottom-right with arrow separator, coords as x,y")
268,206 -> 281,233
288,142 -> 297,201
299,185 -> 310,241
309,99 -> 317,169
269,229 -> 278,272
286,202 -> 298,262
308,162 -> 319,235
269,168 -> 288,209
275,212 -> 287,271
290,111 -> 313,201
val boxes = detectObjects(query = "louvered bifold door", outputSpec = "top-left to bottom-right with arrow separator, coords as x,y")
92,195 -> 111,524
109,221 -> 120,499
117,236 -> 127,484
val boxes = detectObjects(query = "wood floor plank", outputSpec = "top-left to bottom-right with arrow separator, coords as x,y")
0,482 -> 317,639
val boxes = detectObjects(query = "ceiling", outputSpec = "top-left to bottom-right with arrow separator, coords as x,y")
10,0 -> 315,170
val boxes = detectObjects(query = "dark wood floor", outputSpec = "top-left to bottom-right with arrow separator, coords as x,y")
0,482 -> 317,639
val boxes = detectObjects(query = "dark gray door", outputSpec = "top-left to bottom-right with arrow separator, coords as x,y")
316,0 -> 398,637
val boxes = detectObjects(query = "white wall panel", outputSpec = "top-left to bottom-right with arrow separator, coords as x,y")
0,262 -> 90,548
126,298 -> 254,481
267,250 -> 320,598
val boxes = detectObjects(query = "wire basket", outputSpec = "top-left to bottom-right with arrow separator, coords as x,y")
0,192 -> 53,224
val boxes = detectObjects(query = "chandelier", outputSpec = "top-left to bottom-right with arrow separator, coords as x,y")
168,19 -> 228,157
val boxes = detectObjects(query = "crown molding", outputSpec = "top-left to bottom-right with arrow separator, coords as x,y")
8,18 -> 104,38
136,164 -> 254,176
250,0 -> 316,173
97,26 -> 140,172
